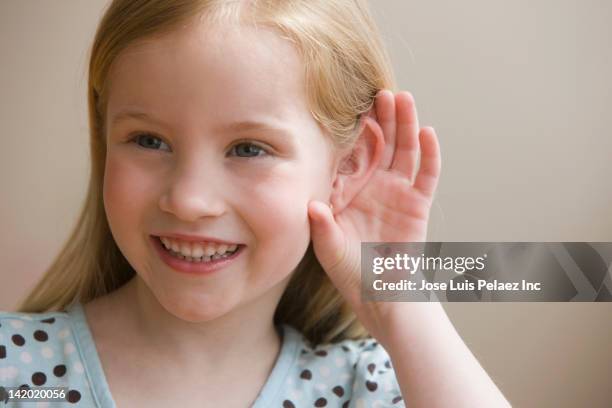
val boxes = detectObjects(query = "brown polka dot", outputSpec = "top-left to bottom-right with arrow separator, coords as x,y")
365,380 -> 378,392
11,334 -> 25,346
341,345 -> 350,352
342,400 -> 350,408
367,363 -> 376,374
300,369 -> 312,380
41,318 -> 55,324
32,372 -> 46,386
332,385 -> 344,397
392,395 -> 403,404
19,384 -> 29,390
283,400 -> 295,408
359,341 -> 366,347
0,345 -> 6,359
33,330 -> 48,342
67,390 -> 81,403
314,397 -> 327,407
314,350 -> 327,357
385,359 -> 391,369
53,364 -> 67,377
352,362 -> 357,370
300,349 -> 309,355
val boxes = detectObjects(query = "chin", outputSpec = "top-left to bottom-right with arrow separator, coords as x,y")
159,292 -> 235,323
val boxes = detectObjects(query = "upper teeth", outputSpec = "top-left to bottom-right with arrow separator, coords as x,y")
160,237 -> 238,258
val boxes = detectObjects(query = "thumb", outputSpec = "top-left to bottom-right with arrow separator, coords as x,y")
307,200 -> 347,274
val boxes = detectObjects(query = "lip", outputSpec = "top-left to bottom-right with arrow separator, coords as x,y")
154,232 -> 241,245
150,235 -> 244,276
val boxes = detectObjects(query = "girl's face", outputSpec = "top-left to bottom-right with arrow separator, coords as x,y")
103,20 -> 338,322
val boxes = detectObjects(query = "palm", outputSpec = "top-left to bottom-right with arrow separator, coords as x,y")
337,168 -> 431,245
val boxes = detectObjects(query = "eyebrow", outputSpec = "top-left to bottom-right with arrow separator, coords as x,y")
110,110 -> 293,137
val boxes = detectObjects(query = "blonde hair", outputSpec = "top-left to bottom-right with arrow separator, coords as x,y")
18,0 -> 396,346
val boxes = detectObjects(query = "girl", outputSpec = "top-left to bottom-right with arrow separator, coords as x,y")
0,0 -> 510,407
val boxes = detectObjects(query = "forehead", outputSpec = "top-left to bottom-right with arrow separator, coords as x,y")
105,20 -> 313,134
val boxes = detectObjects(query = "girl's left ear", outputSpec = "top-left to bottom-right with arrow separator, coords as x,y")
329,112 -> 385,212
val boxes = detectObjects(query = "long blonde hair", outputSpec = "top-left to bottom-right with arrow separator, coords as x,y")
18,0 -> 396,345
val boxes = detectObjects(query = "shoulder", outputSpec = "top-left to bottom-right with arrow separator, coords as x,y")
281,326 -> 405,407
0,310 -> 73,364
0,311 -> 70,338
0,308 -> 91,404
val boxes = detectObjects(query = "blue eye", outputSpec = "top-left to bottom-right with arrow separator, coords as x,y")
128,133 -> 270,158
229,142 -> 269,158
130,133 -> 171,151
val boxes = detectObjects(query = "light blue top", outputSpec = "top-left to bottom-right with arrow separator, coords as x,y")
0,304 -> 406,407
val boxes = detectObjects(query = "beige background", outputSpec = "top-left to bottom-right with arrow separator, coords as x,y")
1,1 -> 611,407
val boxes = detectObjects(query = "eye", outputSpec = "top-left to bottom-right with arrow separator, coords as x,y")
129,133 -> 171,152
126,133 -> 270,158
228,142 -> 270,158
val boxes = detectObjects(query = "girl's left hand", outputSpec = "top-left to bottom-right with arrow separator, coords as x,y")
307,90 -> 441,345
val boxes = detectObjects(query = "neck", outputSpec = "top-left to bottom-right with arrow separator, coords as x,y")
89,276 -> 286,375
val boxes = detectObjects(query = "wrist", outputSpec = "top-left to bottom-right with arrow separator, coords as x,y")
376,301 -> 451,350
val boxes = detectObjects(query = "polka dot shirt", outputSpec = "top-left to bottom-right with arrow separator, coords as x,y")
1,304 -> 406,407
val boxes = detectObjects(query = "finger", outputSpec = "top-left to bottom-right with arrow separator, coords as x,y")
374,89 -> 396,169
413,127 -> 441,197
307,201 -> 361,306
307,200 -> 346,274
390,92 -> 420,182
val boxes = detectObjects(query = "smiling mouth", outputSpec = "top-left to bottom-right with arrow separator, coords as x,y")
153,236 -> 243,263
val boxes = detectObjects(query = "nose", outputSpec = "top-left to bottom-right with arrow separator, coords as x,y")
158,159 -> 226,222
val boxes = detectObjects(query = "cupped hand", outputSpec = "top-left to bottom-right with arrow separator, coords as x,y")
307,90 -> 442,342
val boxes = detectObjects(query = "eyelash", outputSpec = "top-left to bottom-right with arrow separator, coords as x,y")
127,132 -> 271,159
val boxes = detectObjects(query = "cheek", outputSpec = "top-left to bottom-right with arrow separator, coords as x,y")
104,156 -> 131,222
103,155 -> 156,239
234,163 -> 327,274
247,177 -> 308,233
235,166 -> 313,266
